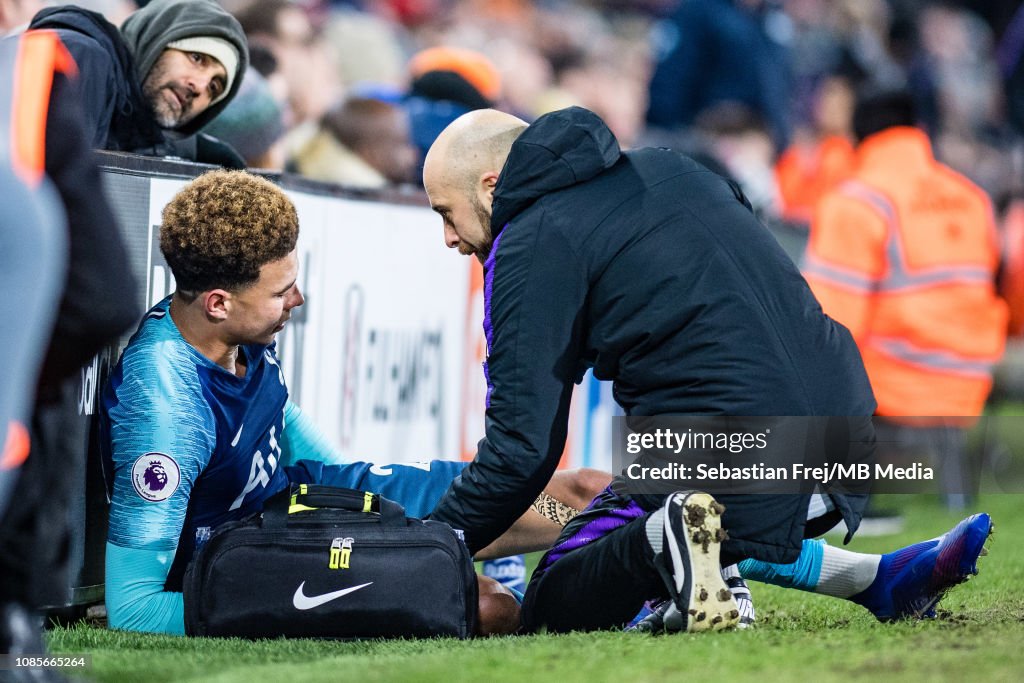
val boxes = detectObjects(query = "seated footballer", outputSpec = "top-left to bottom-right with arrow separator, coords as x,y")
100,169 -> 606,636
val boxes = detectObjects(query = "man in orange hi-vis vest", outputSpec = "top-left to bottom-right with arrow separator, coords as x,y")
802,90 -> 1008,511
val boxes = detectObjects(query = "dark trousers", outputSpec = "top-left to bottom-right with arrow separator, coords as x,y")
522,415 -> 876,633
522,509 -> 665,633
0,379 -> 85,608
520,485 -> 829,633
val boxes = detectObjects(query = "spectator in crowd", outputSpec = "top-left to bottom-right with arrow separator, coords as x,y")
295,96 -> 417,188
775,73 -> 858,227
246,43 -> 292,124
403,46 -> 502,169
486,36 -> 559,119
694,102 -> 784,221
0,27 -> 138,679
802,89 -> 1008,510
320,4 -> 407,89
74,0 -> 137,26
203,67 -> 287,170
234,0 -> 340,139
646,0 -> 795,153
916,3 -> 1010,198
997,3 -> 1024,138
27,0 -> 247,164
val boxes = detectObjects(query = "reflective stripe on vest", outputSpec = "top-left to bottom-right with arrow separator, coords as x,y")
872,336 -> 999,379
839,179 -> 994,293
0,31 -> 77,186
829,179 -> 997,378
801,250 -> 878,294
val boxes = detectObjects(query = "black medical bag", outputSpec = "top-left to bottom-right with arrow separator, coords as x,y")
183,484 -> 478,639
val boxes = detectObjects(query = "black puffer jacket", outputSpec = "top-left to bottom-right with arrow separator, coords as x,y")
429,107 -> 876,561
31,0 -> 248,154
29,6 -> 164,152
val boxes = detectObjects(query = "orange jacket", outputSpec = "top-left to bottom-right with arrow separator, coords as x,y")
998,197 -> 1024,337
802,127 -> 1007,419
776,134 -> 856,225
1,30 -> 76,186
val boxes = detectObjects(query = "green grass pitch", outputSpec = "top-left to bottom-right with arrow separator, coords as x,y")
46,493 -> 1024,683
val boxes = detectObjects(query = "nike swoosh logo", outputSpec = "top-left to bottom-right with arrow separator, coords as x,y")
292,581 -> 373,610
230,424 -> 244,448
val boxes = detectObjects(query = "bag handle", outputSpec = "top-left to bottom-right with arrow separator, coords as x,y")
263,483 -> 407,528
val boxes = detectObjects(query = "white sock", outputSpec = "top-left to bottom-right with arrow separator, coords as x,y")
815,545 -> 881,598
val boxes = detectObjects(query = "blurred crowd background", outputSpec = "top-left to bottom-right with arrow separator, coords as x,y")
25,1 -> 1017,207
224,0 -> 1024,353
5,0 -> 1024,391
249,0 -> 1021,203
7,0 -> 1016,385
0,2 -> 1015,216
11,0 -> 1024,349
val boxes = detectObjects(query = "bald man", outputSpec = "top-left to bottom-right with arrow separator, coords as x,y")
422,106 -> 991,634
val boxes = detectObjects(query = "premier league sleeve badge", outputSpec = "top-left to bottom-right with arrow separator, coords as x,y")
131,452 -> 181,502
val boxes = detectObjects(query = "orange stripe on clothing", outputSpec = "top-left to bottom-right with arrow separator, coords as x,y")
10,31 -> 75,186
0,421 -> 30,470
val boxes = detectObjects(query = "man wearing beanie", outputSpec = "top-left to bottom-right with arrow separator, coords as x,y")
27,0 -> 247,159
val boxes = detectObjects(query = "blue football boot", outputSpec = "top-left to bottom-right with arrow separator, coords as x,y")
851,513 -> 993,621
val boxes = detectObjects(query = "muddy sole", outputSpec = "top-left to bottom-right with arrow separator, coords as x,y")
679,493 -> 740,632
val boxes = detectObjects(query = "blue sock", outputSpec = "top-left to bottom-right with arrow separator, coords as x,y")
850,539 -> 937,608
739,538 -> 825,591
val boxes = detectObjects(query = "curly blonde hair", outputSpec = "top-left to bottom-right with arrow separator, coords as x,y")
160,170 -> 298,296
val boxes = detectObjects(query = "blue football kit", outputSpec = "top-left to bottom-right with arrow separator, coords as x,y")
101,297 -> 466,634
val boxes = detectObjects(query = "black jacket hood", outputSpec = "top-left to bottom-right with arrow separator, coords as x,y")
491,106 -> 620,231
29,7 -> 123,60
29,6 -> 165,151
121,0 -> 248,137
29,6 -> 123,60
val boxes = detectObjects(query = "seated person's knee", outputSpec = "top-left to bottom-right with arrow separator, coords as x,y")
475,575 -> 520,636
